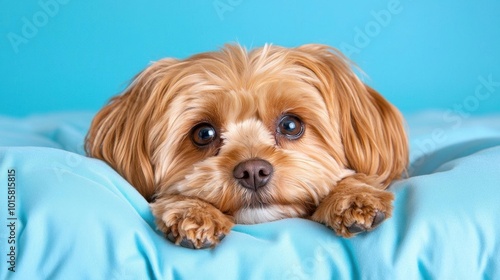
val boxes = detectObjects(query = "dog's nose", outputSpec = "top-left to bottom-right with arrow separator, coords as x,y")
233,159 -> 273,191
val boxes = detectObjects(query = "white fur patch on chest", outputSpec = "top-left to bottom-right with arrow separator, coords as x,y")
234,205 -> 303,224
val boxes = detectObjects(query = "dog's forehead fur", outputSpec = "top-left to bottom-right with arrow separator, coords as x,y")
163,64 -> 333,140
159,45 -> 333,126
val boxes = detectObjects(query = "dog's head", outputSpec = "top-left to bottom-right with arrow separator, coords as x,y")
85,44 -> 408,223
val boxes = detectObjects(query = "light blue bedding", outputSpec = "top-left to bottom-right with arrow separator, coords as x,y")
1,112 -> 499,279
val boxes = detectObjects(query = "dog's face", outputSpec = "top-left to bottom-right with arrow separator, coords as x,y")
86,44 -> 407,224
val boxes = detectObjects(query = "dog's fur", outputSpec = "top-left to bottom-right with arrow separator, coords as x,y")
85,44 -> 408,249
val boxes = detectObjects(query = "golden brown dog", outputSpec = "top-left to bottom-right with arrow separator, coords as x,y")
85,44 -> 408,249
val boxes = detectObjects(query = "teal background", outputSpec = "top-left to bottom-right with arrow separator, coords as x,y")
1,0 -> 499,117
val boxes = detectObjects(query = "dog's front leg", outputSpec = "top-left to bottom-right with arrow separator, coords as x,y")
311,174 -> 394,237
150,194 -> 234,249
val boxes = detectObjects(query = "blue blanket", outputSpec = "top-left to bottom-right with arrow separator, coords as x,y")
1,112 -> 499,279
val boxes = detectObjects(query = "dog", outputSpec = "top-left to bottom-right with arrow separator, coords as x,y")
85,44 -> 408,249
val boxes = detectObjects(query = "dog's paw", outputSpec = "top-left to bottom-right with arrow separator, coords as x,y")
312,185 -> 394,237
151,197 -> 234,249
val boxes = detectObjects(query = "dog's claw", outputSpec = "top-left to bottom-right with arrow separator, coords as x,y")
371,210 -> 386,228
179,238 -> 196,249
347,223 -> 366,234
166,232 -> 177,244
216,233 -> 226,241
347,211 -> 387,234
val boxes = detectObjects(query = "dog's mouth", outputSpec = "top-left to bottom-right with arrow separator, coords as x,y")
241,187 -> 275,208
245,199 -> 271,209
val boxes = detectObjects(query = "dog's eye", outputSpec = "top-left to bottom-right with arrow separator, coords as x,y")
191,123 -> 217,147
277,115 -> 304,140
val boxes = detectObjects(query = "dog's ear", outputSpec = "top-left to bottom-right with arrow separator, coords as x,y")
295,44 -> 408,187
85,59 -> 178,201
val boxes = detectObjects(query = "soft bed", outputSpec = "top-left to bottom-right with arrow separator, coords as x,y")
1,111 -> 499,279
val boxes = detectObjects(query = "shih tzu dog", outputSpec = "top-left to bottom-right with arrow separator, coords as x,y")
85,44 -> 408,249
